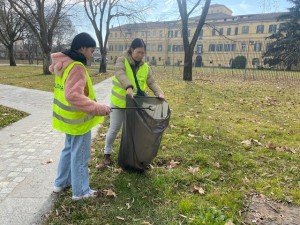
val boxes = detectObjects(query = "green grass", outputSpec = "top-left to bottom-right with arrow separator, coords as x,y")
0,64 -> 114,128
42,67 -> 300,225
0,64 -> 114,92
1,65 -> 299,224
0,105 -> 29,128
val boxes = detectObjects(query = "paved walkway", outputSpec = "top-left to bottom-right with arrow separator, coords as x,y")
0,77 -> 112,225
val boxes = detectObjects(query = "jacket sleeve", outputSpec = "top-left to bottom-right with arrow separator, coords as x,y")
146,65 -> 164,96
64,65 -> 108,116
115,56 -> 134,89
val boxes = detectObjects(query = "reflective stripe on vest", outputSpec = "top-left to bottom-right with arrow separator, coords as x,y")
52,61 -> 103,135
110,58 -> 148,108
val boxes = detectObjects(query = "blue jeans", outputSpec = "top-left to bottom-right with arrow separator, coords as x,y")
104,103 -> 125,154
54,131 -> 92,197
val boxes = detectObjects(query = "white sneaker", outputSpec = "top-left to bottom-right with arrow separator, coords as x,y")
72,189 -> 98,201
53,185 -> 71,194
53,186 -> 64,193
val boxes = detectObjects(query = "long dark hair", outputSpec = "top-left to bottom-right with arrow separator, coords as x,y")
128,38 -> 146,54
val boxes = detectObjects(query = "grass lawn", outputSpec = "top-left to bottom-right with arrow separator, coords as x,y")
0,64 -> 114,128
0,64 -> 114,92
0,105 -> 29,128
38,67 -> 300,225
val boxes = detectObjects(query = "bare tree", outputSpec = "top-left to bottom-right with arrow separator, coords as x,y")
52,16 -> 77,52
22,28 -> 40,65
177,0 -> 211,81
83,0 -> 153,73
0,1 -> 25,66
8,0 -> 74,74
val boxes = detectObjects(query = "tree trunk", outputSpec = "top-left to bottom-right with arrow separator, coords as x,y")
99,54 -> 107,73
183,51 -> 193,81
43,51 -> 51,75
8,44 -> 16,66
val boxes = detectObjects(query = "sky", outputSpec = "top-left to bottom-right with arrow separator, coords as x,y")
210,0 -> 292,15
156,0 -> 292,19
75,0 -> 293,44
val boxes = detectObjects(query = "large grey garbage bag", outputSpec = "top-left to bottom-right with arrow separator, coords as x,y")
118,95 -> 171,172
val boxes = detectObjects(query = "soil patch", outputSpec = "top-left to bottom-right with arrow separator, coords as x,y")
244,193 -> 300,225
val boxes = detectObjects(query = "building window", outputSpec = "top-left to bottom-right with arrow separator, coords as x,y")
151,44 -> 156,52
168,45 -> 172,52
216,44 -> 223,51
152,31 -> 156,37
114,45 -> 118,51
254,43 -> 262,51
115,33 -> 117,38
174,30 -> 178,37
198,29 -> 203,39
219,28 -> 223,35
209,44 -> 215,52
168,30 -> 173,38
118,45 -> 124,51
159,57 -> 161,61
224,44 -> 231,51
227,28 -> 231,36
196,44 -> 203,54
158,44 -> 163,52
252,58 -> 259,66
242,26 -> 249,34
256,25 -> 264,34
212,29 -> 216,36
231,44 -> 236,51
234,27 -> 238,35
159,30 -> 163,37
146,44 -> 150,52
241,42 -> 246,51
268,24 -> 277,33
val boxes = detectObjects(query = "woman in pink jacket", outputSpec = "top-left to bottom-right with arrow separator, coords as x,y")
50,33 -> 111,200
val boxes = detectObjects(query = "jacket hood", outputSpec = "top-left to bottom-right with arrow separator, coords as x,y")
49,52 -> 74,76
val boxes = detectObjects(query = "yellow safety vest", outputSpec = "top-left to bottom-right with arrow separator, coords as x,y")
110,58 -> 148,108
52,61 -> 103,135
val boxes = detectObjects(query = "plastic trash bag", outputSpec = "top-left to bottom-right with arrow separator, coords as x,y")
118,95 -> 171,172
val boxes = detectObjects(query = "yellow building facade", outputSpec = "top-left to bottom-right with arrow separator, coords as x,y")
108,4 -> 286,69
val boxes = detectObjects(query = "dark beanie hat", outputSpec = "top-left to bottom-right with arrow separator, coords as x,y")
71,32 -> 96,50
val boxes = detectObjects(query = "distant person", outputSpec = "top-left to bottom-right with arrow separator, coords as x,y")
50,32 -> 111,200
101,38 -> 165,166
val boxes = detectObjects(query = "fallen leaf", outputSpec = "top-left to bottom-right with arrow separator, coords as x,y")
103,189 -> 117,198
203,134 -> 212,140
126,203 -> 131,209
193,185 -> 205,195
212,162 -> 220,168
167,160 -> 180,169
141,221 -> 153,225
188,133 -> 201,138
241,139 -> 262,146
188,166 -> 199,175
225,220 -> 235,225
116,216 -> 125,221
41,158 -> 53,165
265,142 -> 276,149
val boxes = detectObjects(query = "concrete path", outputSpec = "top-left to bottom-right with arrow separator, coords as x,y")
0,77 -> 112,225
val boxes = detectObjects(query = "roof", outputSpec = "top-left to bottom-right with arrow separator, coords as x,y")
110,12 -> 288,31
